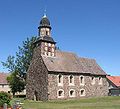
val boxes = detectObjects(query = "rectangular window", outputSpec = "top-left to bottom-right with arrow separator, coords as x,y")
2,85 -> 4,88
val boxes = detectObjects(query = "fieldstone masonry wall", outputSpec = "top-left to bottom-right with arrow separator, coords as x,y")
26,46 -> 48,101
48,73 -> 109,100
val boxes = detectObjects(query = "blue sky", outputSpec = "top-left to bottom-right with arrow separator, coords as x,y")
0,0 -> 120,76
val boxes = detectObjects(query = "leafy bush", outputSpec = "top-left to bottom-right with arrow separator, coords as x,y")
0,92 -> 11,107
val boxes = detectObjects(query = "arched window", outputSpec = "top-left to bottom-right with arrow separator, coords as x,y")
80,89 -> 85,96
69,89 -> 75,97
98,77 -> 102,85
91,76 -> 95,85
58,89 -> 64,98
46,31 -> 49,35
80,75 -> 84,85
70,75 -> 73,83
58,75 -> 62,83
58,74 -> 63,86
69,75 -> 74,85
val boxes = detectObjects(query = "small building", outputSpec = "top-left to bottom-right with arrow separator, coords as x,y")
0,73 -> 26,96
107,76 -> 120,96
26,14 -> 109,101
0,73 -> 10,93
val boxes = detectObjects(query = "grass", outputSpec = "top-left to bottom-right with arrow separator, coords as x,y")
11,96 -> 120,109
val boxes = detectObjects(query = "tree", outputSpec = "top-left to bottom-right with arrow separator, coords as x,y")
2,36 -> 37,95
7,71 -> 25,96
15,37 -> 37,77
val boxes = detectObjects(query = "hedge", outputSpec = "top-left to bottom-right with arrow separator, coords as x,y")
0,92 -> 11,107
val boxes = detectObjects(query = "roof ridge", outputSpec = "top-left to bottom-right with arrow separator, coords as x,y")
56,50 -> 96,61
79,57 -> 96,61
56,50 -> 77,56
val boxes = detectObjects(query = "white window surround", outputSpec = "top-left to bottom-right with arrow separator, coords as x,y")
57,89 -> 64,98
44,52 -> 47,56
69,89 -> 76,97
52,53 -> 55,57
46,30 -> 49,36
98,77 -> 102,85
48,52 -> 51,56
2,85 -> 4,88
80,75 -> 85,86
48,43 -> 51,47
80,89 -> 85,96
45,47 -> 48,51
91,76 -> 95,85
41,31 -> 44,35
69,75 -> 74,86
52,44 -> 54,47
45,42 -> 47,46
52,48 -> 54,52
58,74 -> 63,86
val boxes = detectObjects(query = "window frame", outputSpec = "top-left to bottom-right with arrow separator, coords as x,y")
69,75 -> 74,86
80,75 -> 85,86
69,89 -> 76,97
80,89 -> 85,97
57,89 -> 64,98
58,74 -> 63,86
98,76 -> 102,85
91,76 -> 95,85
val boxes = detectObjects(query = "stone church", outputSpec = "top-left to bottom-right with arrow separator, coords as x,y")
26,14 -> 109,101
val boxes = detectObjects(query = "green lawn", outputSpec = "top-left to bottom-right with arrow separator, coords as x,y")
12,96 -> 120,109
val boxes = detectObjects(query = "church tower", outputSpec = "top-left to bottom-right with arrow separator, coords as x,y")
36,14 -> 56,57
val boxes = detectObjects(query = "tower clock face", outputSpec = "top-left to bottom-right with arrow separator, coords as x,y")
48,47 -> 51,52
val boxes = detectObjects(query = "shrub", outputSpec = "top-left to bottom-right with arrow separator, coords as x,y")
0,92 -> 11,107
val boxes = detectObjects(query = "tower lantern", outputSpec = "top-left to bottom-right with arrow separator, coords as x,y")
38,14 -> 51,37
36,14 -> 56,57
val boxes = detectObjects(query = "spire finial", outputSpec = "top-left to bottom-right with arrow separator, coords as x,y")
43,6 -> 47,18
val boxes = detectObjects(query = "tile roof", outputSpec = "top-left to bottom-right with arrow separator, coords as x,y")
42,50 -> 106,75
79,58 -> 106,75
107,76 -> 120,87
0,73 -> 9,84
